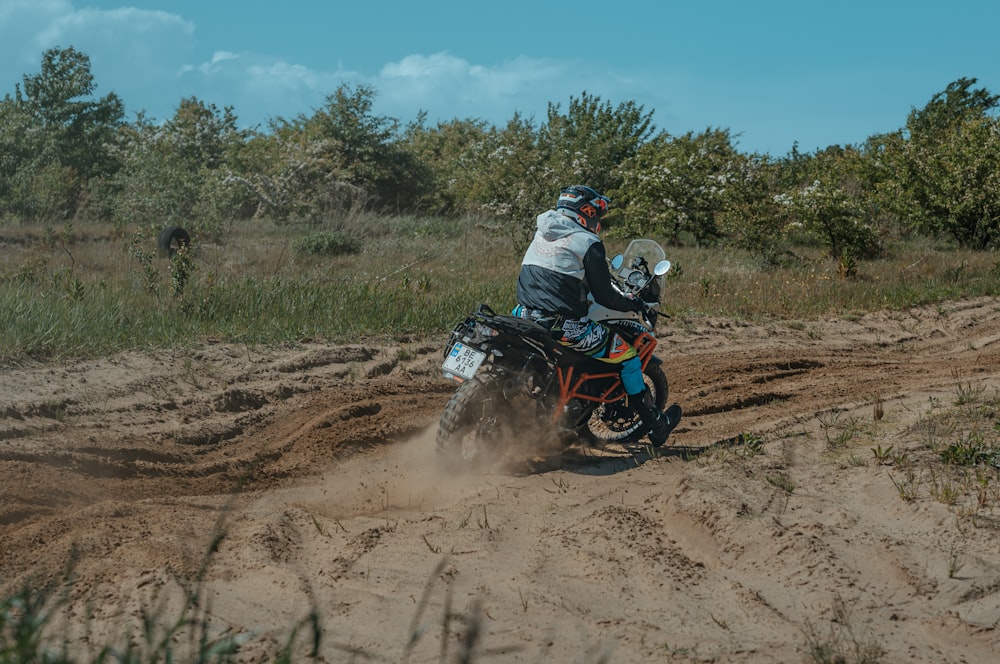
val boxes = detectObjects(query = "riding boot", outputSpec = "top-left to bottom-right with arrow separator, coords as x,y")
630,389 -> 681,447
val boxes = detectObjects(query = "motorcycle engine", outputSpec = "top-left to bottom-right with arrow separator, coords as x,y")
559,399 -> 591,430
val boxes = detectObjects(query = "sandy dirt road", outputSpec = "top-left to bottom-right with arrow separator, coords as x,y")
2,298 -> 1000,662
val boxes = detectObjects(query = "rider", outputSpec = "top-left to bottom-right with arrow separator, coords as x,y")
513,185 -> 680,446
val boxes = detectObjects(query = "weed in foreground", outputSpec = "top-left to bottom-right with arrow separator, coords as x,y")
817,409 -> 865,450
802,596 -> 886,664
0,505 -> 311,664
951,370 -> 986,407
887,468 -> 922,502
2,547 -> 524,664
0,578 -> 264,664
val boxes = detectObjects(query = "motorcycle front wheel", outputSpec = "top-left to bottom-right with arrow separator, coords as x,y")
577,363 -> 668,446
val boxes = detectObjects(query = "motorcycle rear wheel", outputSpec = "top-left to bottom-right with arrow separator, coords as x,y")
577,363 -> 668,446
435,375 -> 509,470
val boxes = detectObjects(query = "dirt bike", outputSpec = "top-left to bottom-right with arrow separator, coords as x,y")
436,239 -> 675,468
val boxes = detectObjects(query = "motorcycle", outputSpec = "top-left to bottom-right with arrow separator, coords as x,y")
436,239 -> 675,468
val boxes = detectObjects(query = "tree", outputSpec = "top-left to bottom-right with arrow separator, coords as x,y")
906,77 -> 998,140
299,83 -> 424,211
472,114 -> 553,250
17,47 -> 125,181
399,114 -> 491,215
775,178 -> 879,261
539,92 -> 655,194
902,78 -> 1000,248
715,155 -> 793,266
239,83 -> 427,222
102,99 -> 254,234
1,46 -> 124,221
0,95 -> 36,219
614,128 -> 744,244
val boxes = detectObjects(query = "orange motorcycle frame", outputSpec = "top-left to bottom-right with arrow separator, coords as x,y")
549,331 -> 657,425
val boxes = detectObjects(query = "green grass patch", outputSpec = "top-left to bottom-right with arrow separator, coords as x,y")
0,217 -> 515,362
2,218 -> 1000,363
292,230 -> 360,256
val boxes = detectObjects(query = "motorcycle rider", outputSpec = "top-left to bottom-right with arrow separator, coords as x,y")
514,185 -> 681,446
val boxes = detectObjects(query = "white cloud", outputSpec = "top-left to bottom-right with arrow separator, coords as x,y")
372,51 -> 579,123
381,52 -> 471,79
194,50 -> 240,75
177,49 -> 643,128
379,52 -> 570,101
168,49 -> 578,127
169,53 -> 353,125
246,61 -> 334,91
210,51 -> 238,64
0,0 -> 71,71
0,1 -> 199,120
0,2 -> 646,130
34,7 -> 193,48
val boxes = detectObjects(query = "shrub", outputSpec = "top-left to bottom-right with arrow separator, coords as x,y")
292,231 -> 361,257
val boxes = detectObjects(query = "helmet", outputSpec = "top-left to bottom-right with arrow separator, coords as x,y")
557,185 -> 610,234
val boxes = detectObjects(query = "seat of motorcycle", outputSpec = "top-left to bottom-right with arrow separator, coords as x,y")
491,314 -> 560,347
550,344 -> 626,372
491,314 -> 633,373
493,314 -> 632,373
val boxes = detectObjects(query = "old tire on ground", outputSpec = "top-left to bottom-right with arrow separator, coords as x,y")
157,226 -> 191,257
577,362 -> 669,446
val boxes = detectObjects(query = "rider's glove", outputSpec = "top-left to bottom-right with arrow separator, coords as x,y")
640,303 -> 658,327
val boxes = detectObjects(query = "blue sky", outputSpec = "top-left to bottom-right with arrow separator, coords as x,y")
1,0 -> 998,156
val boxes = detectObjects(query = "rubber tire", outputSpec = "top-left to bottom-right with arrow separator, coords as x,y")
577,362 -> 669,446
157,226 -> 191,257
435,375 -> 507,471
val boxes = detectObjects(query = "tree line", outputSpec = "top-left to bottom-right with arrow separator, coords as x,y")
2,46 -> 999,265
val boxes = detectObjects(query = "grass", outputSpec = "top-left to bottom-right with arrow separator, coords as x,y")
0,551 -> 501,664
1,513 -> 496,664
3,217 -> 1000,364
802,596 -> 885,664
802,377 -> 1000,514
659,238 -> 1000,321
0,216 -> 514,363
898,382 -> 1000,515
0,532 -> 319,664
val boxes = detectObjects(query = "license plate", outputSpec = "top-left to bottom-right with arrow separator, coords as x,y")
442,342 -> 486,381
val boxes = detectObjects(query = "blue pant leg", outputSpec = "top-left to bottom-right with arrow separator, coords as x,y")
620,355 -> 645,395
